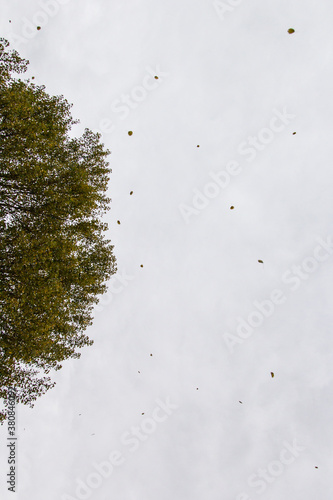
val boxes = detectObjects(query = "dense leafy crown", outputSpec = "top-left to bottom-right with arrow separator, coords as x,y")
0,38 -> 116,422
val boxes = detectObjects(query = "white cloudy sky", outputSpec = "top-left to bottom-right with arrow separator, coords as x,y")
1,1 -> 333,499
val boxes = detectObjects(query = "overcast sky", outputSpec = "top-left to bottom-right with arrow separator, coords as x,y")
1,1 -> 333,499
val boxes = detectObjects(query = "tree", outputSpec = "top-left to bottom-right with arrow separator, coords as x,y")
0,38 -> 117,422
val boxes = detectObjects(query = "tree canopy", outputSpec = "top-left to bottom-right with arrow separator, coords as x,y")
0,38 -> 117,422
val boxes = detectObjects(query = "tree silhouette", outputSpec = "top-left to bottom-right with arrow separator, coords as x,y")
0,38 -> 117,422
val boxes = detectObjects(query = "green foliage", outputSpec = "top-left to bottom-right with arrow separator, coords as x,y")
0,38 -> 117,422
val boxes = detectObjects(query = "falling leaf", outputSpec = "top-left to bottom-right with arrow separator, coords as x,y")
37,26 -> 41,30
239,401 -> 243,404
9,20 -> 11,23
150,353 -> 153,356
140,264 -> 143,268
141,413 -> 144,415
32,76 -> 35,80
197,145 -> 200,148
130,191 -> 133,195
230,206 -> 234,210
315,466 -> 318,469
117,220 -> 121,225
271,372 -> 274,378
287,28 -> 295,34
292,132 -> 296,135
258,259 -> 264,264
154,76 -> 159,79
128,131 -> 133,136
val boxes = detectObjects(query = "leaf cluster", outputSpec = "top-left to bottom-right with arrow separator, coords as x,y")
0,39 -> 116,422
